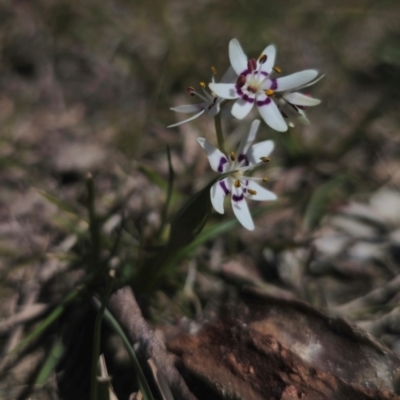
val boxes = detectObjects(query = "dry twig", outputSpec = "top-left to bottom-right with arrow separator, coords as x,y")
332,275 -> 400,316
108,286 -> 198,400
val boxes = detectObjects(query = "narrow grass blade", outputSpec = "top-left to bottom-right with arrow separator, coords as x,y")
162,203 -> 276,274
10,289 -> 80,355
138,164 -> 181,204
92,297 -> 155,400
37,189 -> 84,220
157,145 -> 175,242
35,337 -> 65,385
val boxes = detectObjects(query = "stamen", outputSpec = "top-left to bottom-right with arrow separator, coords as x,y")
211,66 -> 217,75
248,58 -> 257,72
273,66 -> 282,73
234,180 -> 241,188
248,86 -> 257,94
259,54 -> 267,64
230,151 -> 236,161
187,86 -> 195,96
265,89 -> 275,96
207,97 -> 218,110
248,189 -> 257,195
236,74 -> 246,88
260,157 -> 270,162
263,177 -> 269,182
199,82 -> 206,88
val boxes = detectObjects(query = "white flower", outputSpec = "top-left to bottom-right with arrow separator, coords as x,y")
209,39 -> 320,132
197,119 -> 276,231
168,67 -> 237,128
278,75 -> 324,127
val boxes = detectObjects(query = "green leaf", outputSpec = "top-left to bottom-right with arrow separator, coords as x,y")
163,203 -> 276,272
303,176 -> 349,230
94,298 -> 155,400
157,145 -> 175,242
35,337 -> 65,385
37,189 -> 84,220
141,178 -> 217,287
10,289 -> 80,354
138,164 -> 181,204
166,177 -> 218,254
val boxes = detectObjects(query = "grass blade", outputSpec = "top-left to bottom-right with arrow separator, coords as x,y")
92,297 -> 155,400
10,289 -> 80,355
35,336 -> 65,385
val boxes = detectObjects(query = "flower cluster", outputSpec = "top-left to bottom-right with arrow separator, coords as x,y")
169,39 -> 322,230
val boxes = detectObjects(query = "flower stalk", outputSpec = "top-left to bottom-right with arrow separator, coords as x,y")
214,113 -> 227,156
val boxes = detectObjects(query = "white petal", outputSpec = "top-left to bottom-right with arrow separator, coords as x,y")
278,99 -> 310,126
197,137 -> 229,173
170,104 -> 205,113
274,70 -> 319,92
237,119 -> 260,157
283,92 -> 321,106
247,140 -> 274,166
168,109 -> 205,128
231,98 -> 254,119
220,66 -> 238,83
210,179 -> 230,214
295,108 -> 310,125
257,96 -> 287,132
209,83 -> 239,100
244,181 -> 277,201
229,39 -> 248,75
295,74 -> 325,90
231,186 -> 254,230
259,44 -> 276,74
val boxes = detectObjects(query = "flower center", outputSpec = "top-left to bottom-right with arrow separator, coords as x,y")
232,170 -> 243,180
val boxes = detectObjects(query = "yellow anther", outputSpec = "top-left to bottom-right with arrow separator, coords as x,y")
211,66 -> 217,75
265,89 -> 275,96
199,81 -> 206,88
248,189 -> 257,195
260,157 -> 270,162
230,151 -> 236,161
234,180 -> 241,188
263,176 -> 269,182
273,66 -> 282,73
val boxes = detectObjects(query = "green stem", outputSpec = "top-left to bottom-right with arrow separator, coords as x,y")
86,173 -> 100,273
214,113 -> 227,155
157,145 -> 174,242
90,272 -> 114,400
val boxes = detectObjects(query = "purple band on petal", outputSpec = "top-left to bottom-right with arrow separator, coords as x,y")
256,97 -> 272,107
232,193 -> 244,202
217,157 -> 228,172
219,180 -> 230,195
242,94 -> 255,104
270,78 -> 278,90
238,154 -> 249,166
261,71 -> 268,76
236,85 -> 255,104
